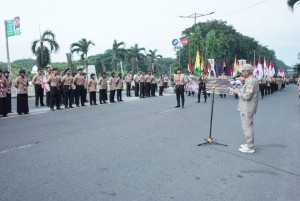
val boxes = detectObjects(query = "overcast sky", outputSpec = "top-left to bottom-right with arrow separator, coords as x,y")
0,0 -> 299,66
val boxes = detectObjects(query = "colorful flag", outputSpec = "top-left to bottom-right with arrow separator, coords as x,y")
194,49 -> 201,77
187,59 -> 193,75
257,57 -> 263,79
208,59 -> 216,77
200,56 -> 205,72
233,57 -> 239,76
269,61 -> 275,77
263,57 -> 268,77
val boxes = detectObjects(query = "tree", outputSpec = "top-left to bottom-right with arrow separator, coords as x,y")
111,40 -> 127,72
188,26 -> 204,65
70,38 -> 95,73
205,30 -> 221,60
287,0 -> 300,11
31,30 -> 59,69
146,49 -> 162,73
127,44 -> 145,74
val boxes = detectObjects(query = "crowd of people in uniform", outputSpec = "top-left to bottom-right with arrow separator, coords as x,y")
0,67 -> 171,117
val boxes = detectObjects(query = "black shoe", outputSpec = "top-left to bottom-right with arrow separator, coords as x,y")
65,106 -> 69,109
182,106 -> 184,108
94,103 -> 98,105
120,100 -> 124,101
69,106 -> 74,108
82,105 -> 86,107
50,108 -> 55,111
197,100 -> 200,103
41,104 -> 46,106
175,105 -> 180,108
25,112 -> 30,115
76,105 -> 80,107
57,108 -> 63,110
35,105 -> 38,107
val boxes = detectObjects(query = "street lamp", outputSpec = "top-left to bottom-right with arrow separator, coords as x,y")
179,12 -> 215,25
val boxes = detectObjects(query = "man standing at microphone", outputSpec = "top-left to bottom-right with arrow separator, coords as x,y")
233,64 -> 259,154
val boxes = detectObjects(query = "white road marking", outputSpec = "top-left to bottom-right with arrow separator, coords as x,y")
159,108 -> 180,114
0,142 -> 40,155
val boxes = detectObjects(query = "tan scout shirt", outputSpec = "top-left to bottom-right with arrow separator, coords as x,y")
74,74 -> 85,85
108,77 -> 117,91
145,75 -> 152,83
139,75 -> 145,83
0,77 -> 7,98
158,77 -> 164,86
15,76 -> 29,94
151,76 -> 157,84
125,74 -> 132,83
48,75 -> 59,87
32,74 -> 43,85
61,75 -> 73,86
116,77 -> 123,90
5,78 -> 12,95
88,79 -> 97,92
174,74 -> 187,86
238,75 -> 259,114
98,77 -> 107,90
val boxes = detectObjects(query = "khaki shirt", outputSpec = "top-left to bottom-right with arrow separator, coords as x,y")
158,77 -> 164,86
125,75 -> 132,83
174,74 -> 187,86
5,78 -> 12,95
116,77 -> 123,90
238,75 -> 259,114
145,75 -> 152,83
32,74 -> 43,85
88,79 -> 97,92
74,74 -> 85,85
151,76 -> 157,84
98,77 -> 107,90
15,76 -> 28,94
61,75 -> 73,86
0,77 -> 7,98
139,75 -> 145,83
108,77 -> 117,91
48,75 -> 59,87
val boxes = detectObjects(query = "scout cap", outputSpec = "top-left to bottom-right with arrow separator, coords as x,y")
240,64 -> 253,71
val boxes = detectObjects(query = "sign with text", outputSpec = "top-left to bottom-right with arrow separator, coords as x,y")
5,16 -> 21,37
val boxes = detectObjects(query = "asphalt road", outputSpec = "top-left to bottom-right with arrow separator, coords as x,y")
0,86 -> 299,201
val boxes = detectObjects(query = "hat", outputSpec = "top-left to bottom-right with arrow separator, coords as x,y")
240,64 -> 254,71
52,68 -> 57,71
4,70 -> 10,73
77,68 -> 83,71
19,69 -> 26,74
64,68 -> 70,73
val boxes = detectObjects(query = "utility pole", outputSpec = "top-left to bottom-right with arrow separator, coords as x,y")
179,12 -> 215,25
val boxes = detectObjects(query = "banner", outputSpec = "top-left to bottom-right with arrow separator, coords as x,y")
5,16 -> 21,37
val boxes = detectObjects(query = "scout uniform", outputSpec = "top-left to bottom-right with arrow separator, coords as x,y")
15,70 -> 29,115
174,71 -> 187,108
32,71 -> 45,107
0,70 -> 8,117
158,75 -> 165,96
150,74 -> 157,97
108,73 -> 117,103
47,69 -> 62,111
61,69 -> 74,108
74,69 -> 86,106
218,73 -> 228,98
145,73 -> 152,97
259,76 -> 266,99
88,74 -> 98,105
139,73 -> 146,98
125,73 -> 132,97
98,74 -> 107,104
134,73 -> 140,97
197,75 -> 207,103
116,74 -> 124,102
4,70 -> 12,113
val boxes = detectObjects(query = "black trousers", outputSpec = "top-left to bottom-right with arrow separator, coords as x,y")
151,84 -> 156,96
59,85 -> 64,104
159,86 -> 164,95
63,86 -> 73,107
198,86 -> 207,102
140,83 -> 145,98
17,94 -> 29,114
34,84 -> 44,106
135,82 -> 139,97
259,84 -> 265,98
75,85 -> 85,106
145,82 -> 151,97
89,91 -> 96,105
126,82 -> 131,96
175,85 -> 185,107
0,97 -> 8,116
6,93 -> 12,112
84,88 -> 88,101
117,89 -> 122,101
110,90 -> 116,102
164,82 -> 168,88
50,87 -> 60,109
99,89 -> 107,103
46,91 -> 50,106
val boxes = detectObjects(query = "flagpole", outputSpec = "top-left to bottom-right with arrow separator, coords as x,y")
5,20 -> 11,72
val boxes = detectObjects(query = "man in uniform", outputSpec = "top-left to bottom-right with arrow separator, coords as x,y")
197,75 -> 207,103
145,71 -> 152,97
88,73 -> 98,105
98,72 -> 107,104
174,68 -> 187,108
4,70 -> 12,113
83,72 -> 88,103
0,69 -> 8,117
158,74 -> 165,96
139,72 -> 146,98
15,69 -> 29,115
233,64 -> 259,154
164,74 -> 169,88
74,68 -> 86,107
108,72 -> 117,103
61,68 -> 74,109
32,68 -> 45,107
150,72 -> 157,97
259,75 -> 266,99
45,66 -> 52,107
125,72 -> 132,97
116,73 -> 124,102
134,72 -> 140,97
47,68 -> 63,111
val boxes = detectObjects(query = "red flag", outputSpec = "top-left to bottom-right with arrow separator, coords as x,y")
187,59 -> 193,75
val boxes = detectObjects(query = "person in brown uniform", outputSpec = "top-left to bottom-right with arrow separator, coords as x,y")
139,72 -> 146,98
98,72 -> 107,104
259,76 -> 266,99
4,70 -> 12,113
0,69 -> 8,117
74,68 -> 86,107
32,68 -> 45,107
88,73 -> 98,105
83,72 -> 88,103
174,68 -> 187,108
58,70 -> 65,105
164,74 -> 169,88
61,68 -> 74,109
125,72 -> 132,97
134,72 -> 140,97
15,69 -> 29,115
45,66 -> 52,107
145,72 -> 152,97
158,74 -> 165,96
116,73 -> 124,102
150,73 -> 157,97
197,75 -> 207,103
108,72 -> 117,103
47,68 -> 62,111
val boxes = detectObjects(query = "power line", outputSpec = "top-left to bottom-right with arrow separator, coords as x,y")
217,0 -> 268,18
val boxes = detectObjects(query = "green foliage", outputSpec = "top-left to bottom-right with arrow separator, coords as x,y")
127,44 -> 146,74
70,38 -> 95,68
287,0 -> 300,11
205,30 -> 221,60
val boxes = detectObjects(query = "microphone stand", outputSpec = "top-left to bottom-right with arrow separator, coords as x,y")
197,78 -> 238,147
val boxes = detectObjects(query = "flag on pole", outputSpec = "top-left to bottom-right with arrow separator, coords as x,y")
187,59 -> 193,75
269,61 -> 275,77
208,58 -> 215,77
194,49 -> 201,77
200,56 -> 205,72
257,57 -> 263,79
233,57 -> 239,76
263,57 -> 268,77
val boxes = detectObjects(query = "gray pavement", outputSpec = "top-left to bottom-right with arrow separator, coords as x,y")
0,85 -> 299,201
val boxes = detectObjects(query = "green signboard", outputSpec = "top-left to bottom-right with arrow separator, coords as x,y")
5,17 -> 21,37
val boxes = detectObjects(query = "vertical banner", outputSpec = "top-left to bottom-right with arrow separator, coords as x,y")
14,16 -> 21,35
5,16 -> 21,37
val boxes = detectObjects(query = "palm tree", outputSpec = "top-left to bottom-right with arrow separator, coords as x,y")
127,44 -> 145,74
111,40 -> 127,72
146,49 -> 162,73
31,30 -> 59,69
287,0 -> 299,11
70,38 -> 95,75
